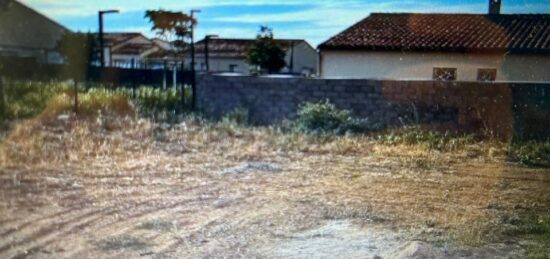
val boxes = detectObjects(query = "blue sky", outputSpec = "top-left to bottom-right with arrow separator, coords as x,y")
21,0 -> 550,47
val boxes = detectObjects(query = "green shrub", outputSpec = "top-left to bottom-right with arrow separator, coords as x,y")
134,87 -> 181,115
0,81 -> 187,122
296,100 -> 356,134
222,107 -> 249,125
509,141 -> 550,168
295,100 -> 384,134
2,81 -> 73,120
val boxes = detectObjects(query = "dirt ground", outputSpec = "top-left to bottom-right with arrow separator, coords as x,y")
0,118 -> 549,258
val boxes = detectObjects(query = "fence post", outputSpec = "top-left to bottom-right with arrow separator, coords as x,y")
191,66 -> 196,110
131,58 -> 136,98
163,58 -> 167,90
180,62 -> 186,110
173,65 -> 177,89
0,76 -> 5,119
73,79 -> 78,115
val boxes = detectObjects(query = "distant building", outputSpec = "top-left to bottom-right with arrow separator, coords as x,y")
101,33 -> 181,69
0,0 -> 70,63
318,1 -> 550,81
188,38 -> 318,75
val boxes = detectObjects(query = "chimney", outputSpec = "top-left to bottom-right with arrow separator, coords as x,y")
489,0 -> 501,14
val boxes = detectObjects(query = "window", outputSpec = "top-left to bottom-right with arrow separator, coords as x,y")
229,64 -> 239,72
433,67 -> 457,81
477,68 -> 497,81
200,63 -> 206,71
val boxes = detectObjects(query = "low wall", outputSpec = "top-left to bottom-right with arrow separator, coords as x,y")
197,75 -> 550,139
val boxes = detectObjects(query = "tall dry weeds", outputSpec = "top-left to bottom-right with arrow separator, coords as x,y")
0,92 -> 146,167
0,111 -> 508,169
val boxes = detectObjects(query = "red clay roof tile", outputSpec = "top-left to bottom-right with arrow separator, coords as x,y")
319,13 -> 550,54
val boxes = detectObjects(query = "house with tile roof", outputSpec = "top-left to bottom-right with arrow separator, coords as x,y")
187,38 -> 318,75
318,1 -> 550,82
0,0 -> 71,64
100,33 -> 181,69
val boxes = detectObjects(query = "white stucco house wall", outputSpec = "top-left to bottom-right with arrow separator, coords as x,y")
318,2 -> 550,82
189,38 -> 318,76
319,51 -> 550,82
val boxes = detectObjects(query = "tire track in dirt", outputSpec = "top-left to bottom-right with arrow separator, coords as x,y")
8,214 -> 108,259
0,194 -> 159,256
154,212 -> 235,255
152,195 -> 272,256
0,177 -> 202,241
0,207 -> 110,256
0,154 -> 225,258
0,181 -> 220,258
0,206 -> 93,238
82,180 -> 232,255
61,194 -> 221,257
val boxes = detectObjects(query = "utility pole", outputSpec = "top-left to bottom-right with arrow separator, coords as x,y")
163,56 -> 168,89
131,58 -> 136,98
204,35 -> 218,73
190,9 -> 201,110
98,10 -> 119,68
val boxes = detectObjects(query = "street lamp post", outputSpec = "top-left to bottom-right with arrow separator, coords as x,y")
190,9 -> 201,110
98,10 -> 119,68
204,34 -> 218,73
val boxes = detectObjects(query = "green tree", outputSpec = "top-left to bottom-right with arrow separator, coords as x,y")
57,32 -> 98,81
246,26 -> 286,74
145,9 -> 197,109
144,10 -> 195,52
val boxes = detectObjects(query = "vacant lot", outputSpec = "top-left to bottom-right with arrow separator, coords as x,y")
0,115 -> 549,258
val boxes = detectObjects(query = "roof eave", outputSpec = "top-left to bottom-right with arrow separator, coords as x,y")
318,45 -> 550,55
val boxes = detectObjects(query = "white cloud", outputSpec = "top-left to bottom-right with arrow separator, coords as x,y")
206,0 -> 485,46
19,0 -> 550,48
196,27 -> 259,40
213,1 -> 486,25
20,0 -> 331,17
20,0 -> 550,19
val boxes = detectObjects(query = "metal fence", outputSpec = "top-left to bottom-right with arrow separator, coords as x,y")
0,57 -> 194,87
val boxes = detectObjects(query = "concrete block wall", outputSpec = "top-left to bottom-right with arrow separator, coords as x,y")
198,75 -> 550,139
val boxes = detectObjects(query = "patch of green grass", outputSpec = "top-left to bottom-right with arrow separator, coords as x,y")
2,80 -> 73,120
139,220 -> 178,232
222,107 -> 249,125
294,101 -> 477,153
133,86 -> 183,115
509,141 -> 550,168
498,214 -> 550,259
450,213 -> 550,256
0,81 -> 188,123
451,220 -> 493,247
96,235 -> 148,251
375,125 -> 477,152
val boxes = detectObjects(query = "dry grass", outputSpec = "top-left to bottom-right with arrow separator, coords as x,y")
0,91 -> 139,166
0,115 -> 548,257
